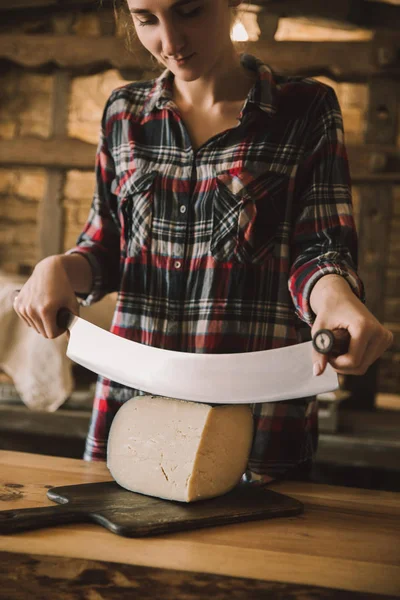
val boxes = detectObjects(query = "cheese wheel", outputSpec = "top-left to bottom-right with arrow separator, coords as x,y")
107,395 -> 254,502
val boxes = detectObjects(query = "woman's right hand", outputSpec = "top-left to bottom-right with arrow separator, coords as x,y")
13,255 -> 80,339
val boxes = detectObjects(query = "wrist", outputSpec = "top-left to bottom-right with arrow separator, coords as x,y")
36,253 -> 92,294
310,274 -> 353,316
61,253 -> 93,294
34,254 -> 64,274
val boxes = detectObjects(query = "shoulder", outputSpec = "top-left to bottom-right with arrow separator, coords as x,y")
102,78 -> 159,121
273,71 -> 340,121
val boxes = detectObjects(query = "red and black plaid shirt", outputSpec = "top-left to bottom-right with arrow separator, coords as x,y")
69,54 -> 363,480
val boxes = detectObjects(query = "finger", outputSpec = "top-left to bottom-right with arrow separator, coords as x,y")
25,308 -> 48,338
13,298 -> 35,331
36,306 -> 62,339
329,345 -> 369,375
356,329 -> 394,373
42,303 -> 77,339
22,313 -> 40,334
329,331 -> 387,376
12,291 -> 20,312
57,300 -> 80,335
384,328 -> 394,352
43,311 -> 63,339
312,346 -> 328,376
329,325 -> 370,372
330,324 -> 393,376
17,313 -> 34,330
11,289 -> 20,308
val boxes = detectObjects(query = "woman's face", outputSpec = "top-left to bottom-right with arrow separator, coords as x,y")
126,0 -> 238,81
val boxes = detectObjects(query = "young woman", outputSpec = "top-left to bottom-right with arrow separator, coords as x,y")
14,0 -> 393,482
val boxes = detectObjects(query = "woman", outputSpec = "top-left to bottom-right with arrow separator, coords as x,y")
14,0 -> 393,482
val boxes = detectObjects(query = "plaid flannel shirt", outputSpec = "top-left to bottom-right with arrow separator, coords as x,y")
69,54 -> 363,480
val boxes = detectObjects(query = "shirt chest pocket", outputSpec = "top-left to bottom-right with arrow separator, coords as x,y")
211,169 -> 289,264
113,171 -> 157,257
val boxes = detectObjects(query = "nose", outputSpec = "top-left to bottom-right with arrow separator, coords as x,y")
160,20 -> 186,57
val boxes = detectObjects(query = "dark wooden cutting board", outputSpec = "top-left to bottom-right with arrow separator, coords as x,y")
0,481 -> 303,537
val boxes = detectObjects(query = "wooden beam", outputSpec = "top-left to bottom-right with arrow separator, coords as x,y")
0,34 -> 151,73
0,35 -> 399,81
37,71 -> 69,259
250,0 -> 400,30
36,18 -> 74,259
0,138 -> 96,170
0,0 -> 398,33
349,145 -> 400,182
0,0 -> 99,10
252,0 -> 363,26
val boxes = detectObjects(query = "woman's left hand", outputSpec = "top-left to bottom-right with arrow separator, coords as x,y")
310,274 -> 393,376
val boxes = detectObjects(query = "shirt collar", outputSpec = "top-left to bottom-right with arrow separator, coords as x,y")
142,53 -> 277,118
239,54 -> 277,118
142,68 -> 175,116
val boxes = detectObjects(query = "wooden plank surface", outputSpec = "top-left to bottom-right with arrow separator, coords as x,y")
0,551 -> 393,600
0,451 -> 399,596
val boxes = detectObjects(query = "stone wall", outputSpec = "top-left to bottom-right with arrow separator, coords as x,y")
0,168 -> 46,273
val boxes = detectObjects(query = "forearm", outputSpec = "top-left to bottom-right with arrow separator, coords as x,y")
57,253 -> 93,295
310,274 -> 354,316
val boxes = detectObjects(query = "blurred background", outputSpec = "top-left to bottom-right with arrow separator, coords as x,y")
0,0 -> 399,491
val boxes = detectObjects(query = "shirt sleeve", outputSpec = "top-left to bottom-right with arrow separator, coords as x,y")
66,94 -> 121,306
288,85 -> 365,325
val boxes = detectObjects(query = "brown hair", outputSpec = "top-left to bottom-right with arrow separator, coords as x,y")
112,0 -> 137,50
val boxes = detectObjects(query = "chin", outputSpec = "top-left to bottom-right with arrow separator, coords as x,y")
173,70 -> 203,82
169,61 -> 206,81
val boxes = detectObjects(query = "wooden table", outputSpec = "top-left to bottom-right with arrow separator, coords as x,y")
0,451 -> 399,599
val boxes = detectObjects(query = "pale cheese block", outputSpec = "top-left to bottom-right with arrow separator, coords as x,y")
107,395 -> 254,502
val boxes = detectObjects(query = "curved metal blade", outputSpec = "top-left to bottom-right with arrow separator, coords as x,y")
66,316 -> 338,404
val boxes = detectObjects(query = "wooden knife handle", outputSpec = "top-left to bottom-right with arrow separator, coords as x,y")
312,328 -> 350,357
56,308 -> 74,330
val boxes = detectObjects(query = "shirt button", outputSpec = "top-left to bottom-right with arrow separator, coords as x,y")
174,260 -> 182,269
180,205 -> 187,214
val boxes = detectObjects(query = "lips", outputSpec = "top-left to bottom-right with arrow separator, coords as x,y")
174,53 -> 195,64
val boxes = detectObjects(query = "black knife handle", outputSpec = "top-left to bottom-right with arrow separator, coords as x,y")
312,328 -> 350,357
56,308 -> 74,330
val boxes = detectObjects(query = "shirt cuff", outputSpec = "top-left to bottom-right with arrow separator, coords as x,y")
65,247 -> 104,307
289,256 -> 365,325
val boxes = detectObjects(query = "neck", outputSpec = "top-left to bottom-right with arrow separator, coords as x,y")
172,49 -> 256,112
